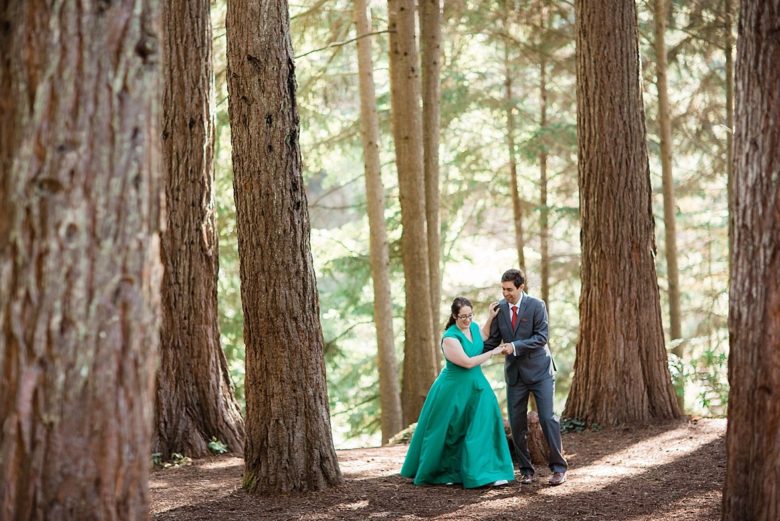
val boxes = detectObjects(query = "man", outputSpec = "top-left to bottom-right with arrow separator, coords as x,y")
484,268 -> 568,485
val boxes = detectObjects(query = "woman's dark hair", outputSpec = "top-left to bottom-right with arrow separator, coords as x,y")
444,297 -> 473,330
501,268 -> 526,288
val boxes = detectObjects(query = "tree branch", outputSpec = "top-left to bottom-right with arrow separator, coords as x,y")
295,30 -> 393,59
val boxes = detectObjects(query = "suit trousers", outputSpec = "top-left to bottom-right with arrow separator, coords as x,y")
506,375 -> 567,474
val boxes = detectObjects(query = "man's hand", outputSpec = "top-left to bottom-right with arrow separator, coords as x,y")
500,343 -> 514,356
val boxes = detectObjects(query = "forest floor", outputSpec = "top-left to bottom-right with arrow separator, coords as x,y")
151,418 -> 725,521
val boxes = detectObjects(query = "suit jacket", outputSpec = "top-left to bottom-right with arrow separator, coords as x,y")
483,293 -> 553,385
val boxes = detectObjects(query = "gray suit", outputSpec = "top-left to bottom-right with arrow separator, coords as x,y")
484,293 -> 567,474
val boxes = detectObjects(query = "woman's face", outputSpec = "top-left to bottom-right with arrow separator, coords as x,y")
454,305 -> 474,328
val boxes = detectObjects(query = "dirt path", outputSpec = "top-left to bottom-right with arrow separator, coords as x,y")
151,418 -> 725,520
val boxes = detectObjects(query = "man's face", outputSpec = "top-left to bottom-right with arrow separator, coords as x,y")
501,281 -> 523,304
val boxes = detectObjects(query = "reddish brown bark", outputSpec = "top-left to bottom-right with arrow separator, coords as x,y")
155,0 -> 245,460
722,2 -> 780,520
0,2 -> 162,519
226,0 -> 342,493
564,0 -> 680,425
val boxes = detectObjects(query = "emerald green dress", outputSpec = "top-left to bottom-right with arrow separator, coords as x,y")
400,322 -> 515,488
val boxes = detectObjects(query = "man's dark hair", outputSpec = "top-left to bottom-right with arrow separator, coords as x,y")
501,268 -> 525,288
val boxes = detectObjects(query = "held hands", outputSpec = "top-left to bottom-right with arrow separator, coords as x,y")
490,343 -> 514,357
490,346 -> 505,357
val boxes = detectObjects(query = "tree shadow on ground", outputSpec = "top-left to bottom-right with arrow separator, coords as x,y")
152,420 -> 725,521
558,418 -> 691,468
154,472 -> 520,520
513,435 -> 725,521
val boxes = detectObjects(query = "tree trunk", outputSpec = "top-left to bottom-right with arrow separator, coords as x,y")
725,0 -> 735,277
156,0 -> 245,461
722,2 -> 780,519
564,0 -> 681,425
419,0 -> 443,364
653,0 -> 684,412
502,10 -> 526,270
0,2 -> 162,519
354,0 -> 403,444
387,0 -> 438,426
527,411 -> 551,466
539,6 -> 550,308
226,0 -> 342,493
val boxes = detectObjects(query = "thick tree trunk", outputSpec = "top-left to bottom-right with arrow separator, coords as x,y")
419,0 -> 443,361
502,17 -> 526,270
653,0 -> 684,411
387,0 -> 438,426
0,2 -> 162,519
722,2 -> 780,520
156,0 -> 245,461
226,0 -> 342,493
354,0 -> 403,444
564,0 -> 681,425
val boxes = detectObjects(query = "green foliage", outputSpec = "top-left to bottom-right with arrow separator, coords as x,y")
560,417 -> 602,433
152,452 -> 193,469
326,347 -> 385,444
207,437 -> 229,455
208,0 -> 732,447
560,417 -> 586,433
691,345 -> 729,415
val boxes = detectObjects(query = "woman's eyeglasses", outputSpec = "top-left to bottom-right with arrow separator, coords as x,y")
456,314 -> 473,320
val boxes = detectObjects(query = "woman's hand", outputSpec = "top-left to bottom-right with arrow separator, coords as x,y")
488,301 -> 500,318
490,345 -> 505,357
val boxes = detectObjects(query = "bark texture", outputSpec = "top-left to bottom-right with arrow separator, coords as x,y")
354,0 -> 403,444
564,0 -> 681,425
527,411 -> 551,466
226,0 -> 342,493
722,2 -> 780,519
419,0 -> 443,353
156,0 -> 245,460
0,2 -> 162,519
387,0 -> 438,425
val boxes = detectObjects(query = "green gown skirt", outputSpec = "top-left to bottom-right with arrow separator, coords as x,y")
400,324 -> 515,488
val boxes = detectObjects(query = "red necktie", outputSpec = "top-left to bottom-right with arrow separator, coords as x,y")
511,306 -> 518,329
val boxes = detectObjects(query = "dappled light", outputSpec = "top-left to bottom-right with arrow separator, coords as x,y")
151,420 -> 724,520
6,0 -> 777,517
560,420 -> 725,493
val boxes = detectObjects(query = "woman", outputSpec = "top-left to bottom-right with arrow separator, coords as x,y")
400,297 -> 515,488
